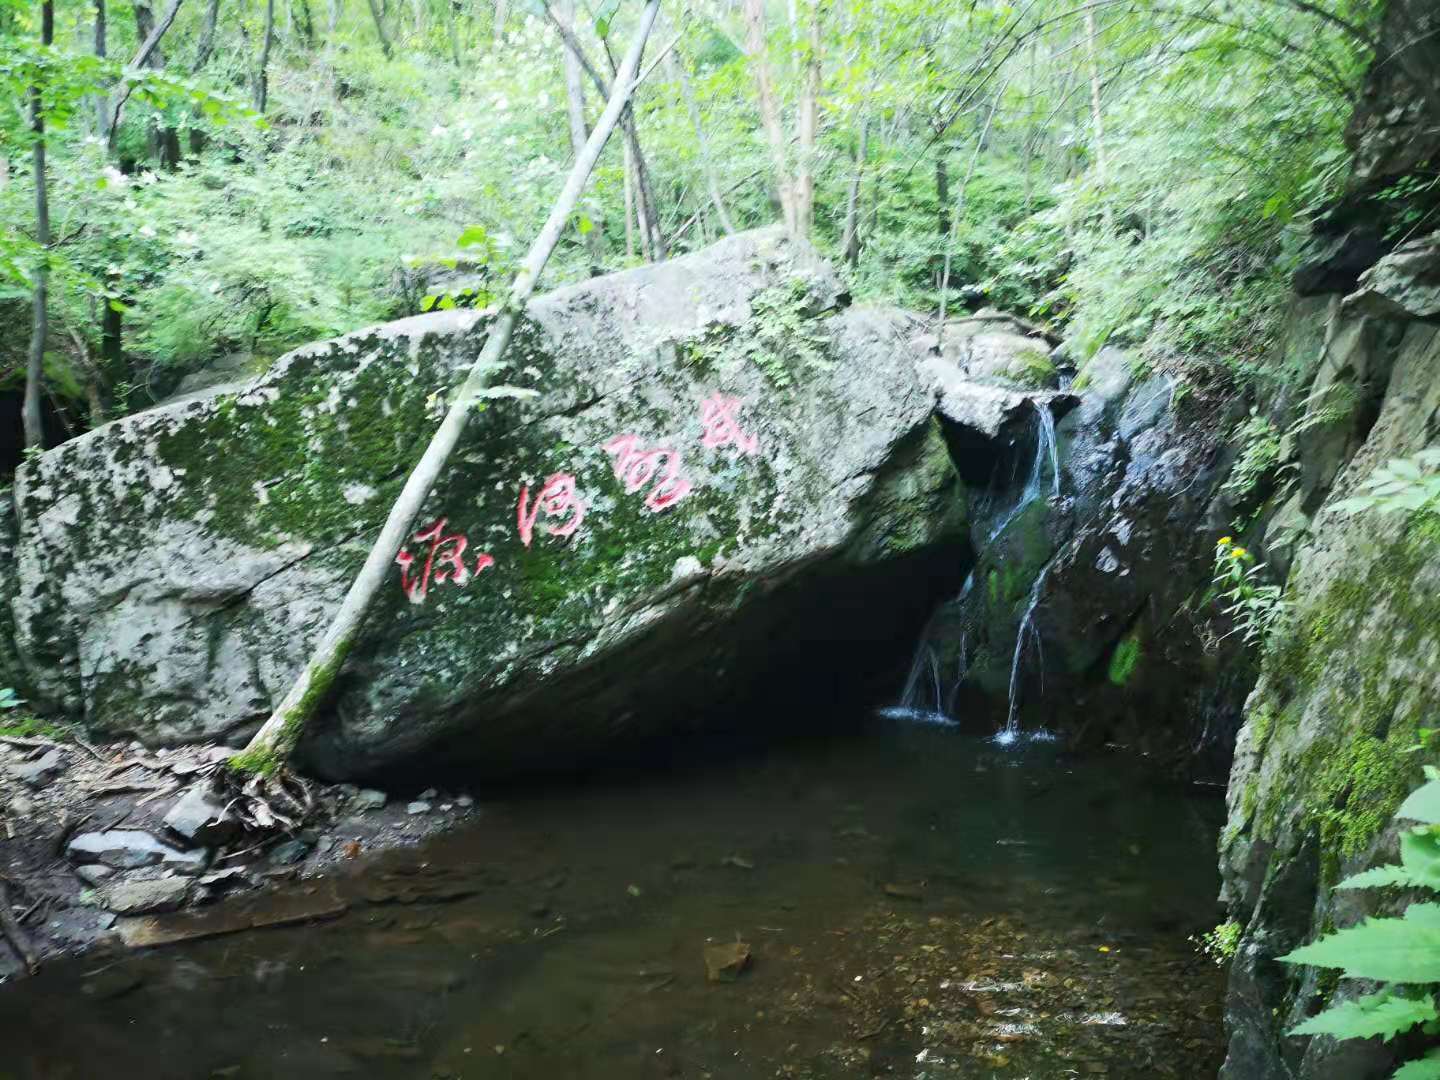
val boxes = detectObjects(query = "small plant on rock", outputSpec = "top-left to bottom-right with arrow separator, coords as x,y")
1279,765 -> 1440,1078
1212,538 -> 1287,647
1332,449 -> 1440,519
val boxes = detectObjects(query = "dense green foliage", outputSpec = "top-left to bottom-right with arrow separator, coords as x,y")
1281,766 -> 1440,1078
0,0 -> 1385,455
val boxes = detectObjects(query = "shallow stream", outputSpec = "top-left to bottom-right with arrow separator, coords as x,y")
3,722 -> 1227,1079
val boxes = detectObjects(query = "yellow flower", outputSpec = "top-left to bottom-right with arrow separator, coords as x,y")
1217,536 -> 1233,546
1231,547 -> 1249,559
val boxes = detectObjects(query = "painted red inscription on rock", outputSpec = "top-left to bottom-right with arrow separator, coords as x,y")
517,472 -> 586,547
699,393 -> 759,455
395,518 -> 494,604
603,434 -> 693,512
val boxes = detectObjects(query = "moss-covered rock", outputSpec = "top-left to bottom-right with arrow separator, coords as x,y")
4,230 -> 972,778
1218,253 -> 1440,1079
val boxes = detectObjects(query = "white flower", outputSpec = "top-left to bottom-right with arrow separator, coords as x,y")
537,92 -> 551,109
102,166 -> 130,189
430,124 -> 449,137
175,230 -> 199,246
140,171 -> 159,185
138,224 -> 158,239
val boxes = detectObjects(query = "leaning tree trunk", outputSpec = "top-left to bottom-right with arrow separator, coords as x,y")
23,0 -> 55,452
105,0 -> 184,146
792,0 -> 821,238
233,0 -> 663,773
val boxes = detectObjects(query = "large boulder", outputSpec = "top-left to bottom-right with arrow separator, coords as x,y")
4,230 -> 973,778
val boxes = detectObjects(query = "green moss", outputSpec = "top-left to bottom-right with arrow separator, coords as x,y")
1006,348 -> 1057,388
1106,633 -> 1142,686
230,636 -> 354,775
1248,510 -> 1440,862
0,711 -> 67,740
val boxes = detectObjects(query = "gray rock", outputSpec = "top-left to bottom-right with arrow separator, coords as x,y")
102,876 -> 189,915
352,788 -> 387,810
12,748 -> 66,788
406,801 -> 432,815
1342,235 -> 1440,320
74,864 -> 115,887
269,839 -> 311,865
7,793 -> 36,819
67,829 -> 208,871
5,229 -> 971,778
163,784 -> 238,846
455,794 -> 474,808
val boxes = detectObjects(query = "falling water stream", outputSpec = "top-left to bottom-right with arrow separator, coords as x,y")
887,399 -> 1062,737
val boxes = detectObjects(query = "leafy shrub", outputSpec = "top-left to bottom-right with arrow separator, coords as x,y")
1280,767 -> 1440,1078
1333,450 -> 1440,519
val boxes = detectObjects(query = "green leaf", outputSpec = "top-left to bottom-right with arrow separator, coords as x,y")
577,214 -> 594,235
593,0 -> 620,38
1289,992 -> 1436,1042
1395,1051 -> 1440,1079
1278,918 -> 1440,983
456,225 -> 489,249
1336,865 -> 1429,891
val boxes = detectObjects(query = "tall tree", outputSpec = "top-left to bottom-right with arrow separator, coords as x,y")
670,45 -> 734,236
253,0 -> 275,112
232,0 -> 663,774
559,0 -> 603,267
365,0 -> 392,58
743,0 -> 796,233
23,0 -> 55,451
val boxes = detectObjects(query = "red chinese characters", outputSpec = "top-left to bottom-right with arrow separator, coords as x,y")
603,434 -> 693,512
517,472 -> 587,547
699,393 -> 759,455
395,518 -> 494,604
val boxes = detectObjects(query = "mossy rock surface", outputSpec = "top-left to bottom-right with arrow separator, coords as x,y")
4,230 -> 972,777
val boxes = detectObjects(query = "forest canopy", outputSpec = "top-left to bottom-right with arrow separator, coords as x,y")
0,0 -> 1393,455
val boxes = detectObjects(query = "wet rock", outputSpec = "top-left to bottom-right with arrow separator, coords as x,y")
455,794 -> 474,808
406,801 -> 431,815
883,882 -> 926,902
269,839 -> 311,865
353,788 -> 387,811
67,829 -> 208,871
7,793 -> 36,818
163,784 -> 239,847
74,864 -> 115,887
102,876 -> 189,915
116,885 -> 348,947
704,940 -> 752,983
12,748 -> 66,788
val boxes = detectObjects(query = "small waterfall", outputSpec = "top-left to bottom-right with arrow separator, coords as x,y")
999,557 -> 1053,744
885,398 -> 1061,732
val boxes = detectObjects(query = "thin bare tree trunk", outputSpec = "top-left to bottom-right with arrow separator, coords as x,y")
793,0 -> 821,237
1083,6 -> 1105,184
671,47 -> 734,236
93,0 -> 109,137
560,0 -> 603,267
937,88 -> 1002,345
105,0 -> 184,144
491,0 -> 505,46
543,5 -> 665,260
327,0 -> 342,33
192,0 -> 220,70
743,0 -> 795,233
233,0 -> 663,774
366,0 -> 392,57
840,115 -> 866,266
24,0 -> 54,451
623,137 -> 635,259
253,0 -> 275,112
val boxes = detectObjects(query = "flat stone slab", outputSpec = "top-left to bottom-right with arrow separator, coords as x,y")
67,830 -> 208,871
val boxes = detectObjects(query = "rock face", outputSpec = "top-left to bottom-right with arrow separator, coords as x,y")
1217,235 -> 1440,1080
3,230 -> 978,778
